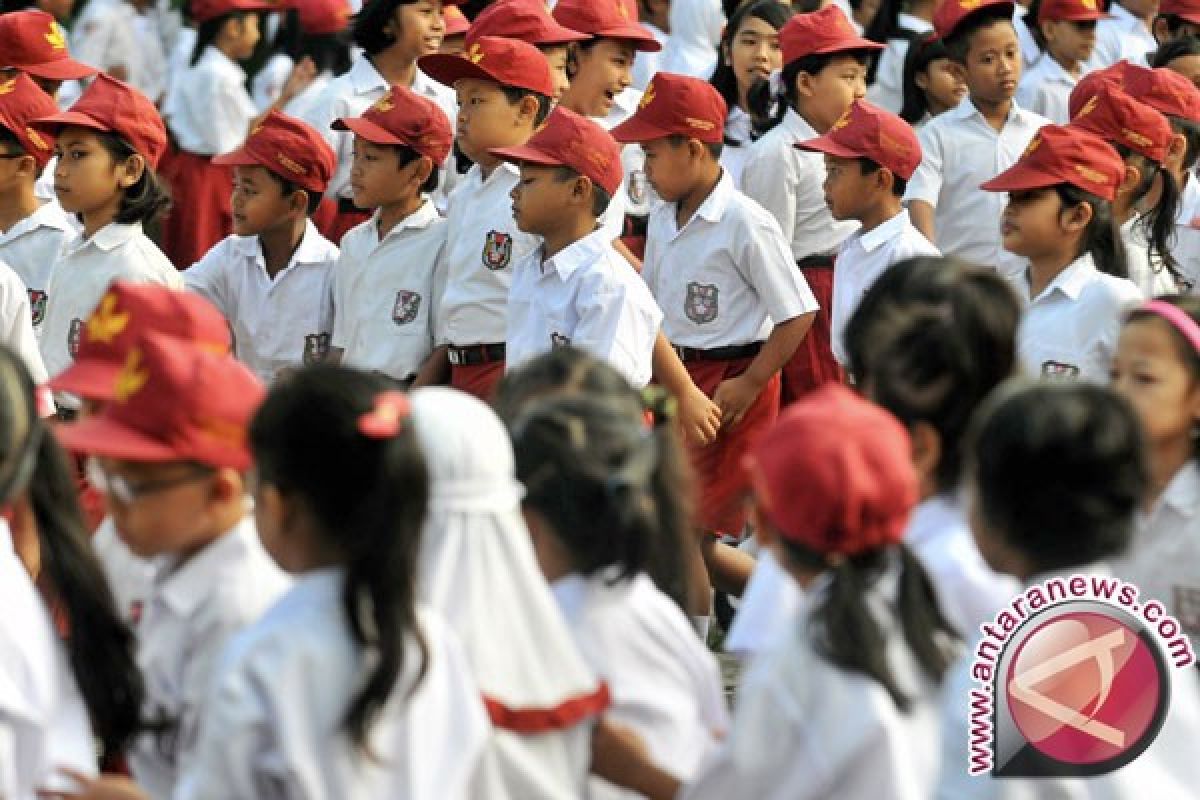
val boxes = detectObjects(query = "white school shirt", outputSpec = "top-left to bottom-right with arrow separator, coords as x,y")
1123,216 -> 1181,297
867,13 -> 935,114
176,569 -> 488,800
906,99 -> 1048,278
165,46 -> 257,156
251,53 -> 294,111
682,561 -> 945,800
1014,5 -> 1041,71
719,106 -> 754,189
1010,252 -> 1142,382
185,220 -> 338,384
660,0 -> 724,80
40,222 -> 182,383
1172,177 -> 1200,291
332,201 -> 447,380
630,22 -> 669,90
600,88 -> 657,223
70,0 -> 150,100
830,209 -> 940,365
552,570 -> 729,800
742,107 -> 861,261
437,161 -> 537,347
1015,53 -> 1076,124
0,521 -> 96,800
1086,1 -> 1156,71
643,169 -> 819,348
0,201 -> 75,326
0,261 -> 48,385
505,227 -> 663,387
92,515 -> 156,625
129,517 -> 290,800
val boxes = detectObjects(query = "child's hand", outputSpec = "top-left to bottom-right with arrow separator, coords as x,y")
712,374 -> 763,429
677,384 -> 721,445
37,769 -> 148,800
279,57 -> 318,106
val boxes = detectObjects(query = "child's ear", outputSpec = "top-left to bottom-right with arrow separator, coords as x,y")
117,153 -> 145,189
687,137 -> 707,162
1152,16 -> 1170,44
914,70 -> 930,92
794,70 -> 816,99
909,421 -> 942,498
573,175 -> 594,208
289,188 -> 311,215
209,467 -> 245,507
1118,164 -> 1142,197
517,94 -> 542,126
1060,198 -> 1094,232
876,166 -> 895,194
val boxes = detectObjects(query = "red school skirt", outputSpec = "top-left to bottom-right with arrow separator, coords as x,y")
313,196 -> 371,246
450,360 -> 506,403
781,259 -> 845,406
158,146 -> 233,269
684,355 -> 781,536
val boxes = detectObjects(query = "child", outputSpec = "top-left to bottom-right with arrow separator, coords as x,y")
1111,297 -> 1200,659
55,331 -> 291,798
494,107 -> 663,387
328,86 -> 452,385
1151,34 -> 1200,86
416,35 -> 555,401
1016,0 -> 1106,123
796,99 -> 940,366
898,31 -> 969,126
511,392 -> 729,800
71,0 -> 166,104
468,0 -> 590,104
740,5 -> 883,402
1088,0 -> 1158,69
593,385 -> 958,800
1153,0 -> 1200,48
251,0 -> 354,120
981,123 -> 1142,381
868,0 -> 938,113
30,75 -> 182,396
184,110 -> 340,384
0,10 -> 97,98
905,0 -> 1048,280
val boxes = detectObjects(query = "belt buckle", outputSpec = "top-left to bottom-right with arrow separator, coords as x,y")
673,345 -> 686,362
448,349 -> 462,366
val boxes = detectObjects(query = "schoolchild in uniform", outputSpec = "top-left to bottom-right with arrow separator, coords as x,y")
593,384 -> 959,800
511,392 -> 729,800
1151,34 -> 1200,86
31,75 -> 182,397
867,0 -> 937,114
251,0 -> 353,118
796,99 -> 939,366
905,0 -> 1049,280
1087,0 -> 1158,69
494,107 -> 663,388
71,0 -> 165,104
0,10 -> 97,99
740,6 -> 883,402
417,35 -> 556,401
54,332 -> 290,799
1015,0 -> 1107,123
184,110 -> 340,384
328,86 -> 452,385
468,0 -> 590,104
898,31 -> 968,127
440,4 -> 470,55
982,124 -> 1143,381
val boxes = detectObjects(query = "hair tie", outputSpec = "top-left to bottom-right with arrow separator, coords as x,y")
640,386 -> 677,430
1139,300 -> 1200,354
357,390 -> 411,439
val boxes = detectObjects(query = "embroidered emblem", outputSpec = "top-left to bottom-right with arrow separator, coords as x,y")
44,22 -> 66,51
640,82 -> 656,109
372,93 -> 395,113
684,282 -> 719,324
615,0 -> 630,20
1080,0 -> 1097,8
482,230 -> 513,270
25,127 -> 49,151
1121,128 -> 1154,150
86,292 -> 130,345
550,332 -> 571,348
686,117 -> 716,131
67,318 -> 83,358
1074,95 -> 1099,119
1041,360 -> 1080,380
392,290 -> 421,325
0,79 -> 15,95
249,120 -> 264,137
465,43 -> 485,64
114,349 -> 149,402
1023,135 -> 1041,157
831,109 -> 852,131
1074,164 -> 1109,185
277,152 -> 308,175
627,169 -> 648,206
879,131 -> 912,160
303,332 -> 331,365
27,289 -> 47,326
958,0 -> 984,9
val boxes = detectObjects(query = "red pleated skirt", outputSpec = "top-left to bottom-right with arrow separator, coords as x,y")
313,196 -> 371,245
450,360 -> 506,403
158,147 -> 232,269
781,264 -> 845,406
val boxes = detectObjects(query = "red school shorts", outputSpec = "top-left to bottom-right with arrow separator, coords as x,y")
781,262 -> 846,406
450,360 -> 506,403
157,146 -> 233,269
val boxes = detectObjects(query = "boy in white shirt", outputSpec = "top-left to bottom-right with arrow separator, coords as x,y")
1087,0 -> 1158,68
796,100 -> 940,367
493,106 -> 663,387
906,0 -> 1049,278
185,111 -> 340,384
328,86 -> 453,385
1016,0 -> 1107,123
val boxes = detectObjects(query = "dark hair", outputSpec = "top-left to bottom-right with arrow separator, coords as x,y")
500,85 -> 553,127
249,366 -> 429,753
1050,183 -> 1127,279
748,50 -> 873,132
190,11 -> 256,65
1153,12 -> 1200,43
943,6 -> 1017,64
552,166 -> 612,217
857,157 -> 907,197
1112,144 -> 1184,283
1166,115 -> 1200,171
94,132 -> 172,225
1125,295 -> 1200,460
863,0 -> 904,83
968,382 -> 1147,571
710,0 -> 795,121
900,31 -> 950,124
268,173 -> 325,216
272,9 -> 353,76
0,347 -> 144,765
1023,0 -> 1046,51
565,37 -> 601,81
1151,33 -> 1200,68
845,256 -> 1021,492
354,0 -> 419,55
0,125 -> 24,156
665,133 -> 724,161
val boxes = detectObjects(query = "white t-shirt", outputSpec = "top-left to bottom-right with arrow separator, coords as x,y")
165,46 -> 257,156
1171,177 -> 1200,291
1015,53 -> 1077,125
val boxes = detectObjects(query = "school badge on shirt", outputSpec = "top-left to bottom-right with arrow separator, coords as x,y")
303,332 -> 331,365
67,318 -> 84,357
27,289 -> 47,326
1041,360 -> 1080,380
550,332 -> 571,348
392,291 -> 421,326
684,282 -> 719,324
482,231 -> 512,271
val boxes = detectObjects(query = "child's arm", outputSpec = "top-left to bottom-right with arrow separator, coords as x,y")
904,126 -> 943,243
712,313 -> 814,428
653,333 -> 721,445
591,718 -> 682,800
411,345 -> 450,387
908,200 -> 936,242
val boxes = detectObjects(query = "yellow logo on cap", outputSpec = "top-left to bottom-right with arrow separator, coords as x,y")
372,93 -> 395,113
1075,164 -> 1109,184
832,109 -> 852,130
1080,0 -> 1097,8
959,0 -> 984,9
1023,135 -> 1041,157
640,83 -> 656,109
86,293 -> 130,345
880,131 -> 912,159
616,0 -> 630,20
1075,95 -> 1099,118
1122,128 -> 1153,149
25,127 -> 49,151
686,117 -> 716,131
113,348 -> 149,404
249,120 -> 264,137
466,43 -> 485,64
0,79 -> 15,95
277,152 -> 308,175
44,22 -> 66,51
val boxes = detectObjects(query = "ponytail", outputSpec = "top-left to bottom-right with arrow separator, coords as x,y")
748,59 -> 801,134
1055,184 -> 1128,279
1130,159 -> 1185,287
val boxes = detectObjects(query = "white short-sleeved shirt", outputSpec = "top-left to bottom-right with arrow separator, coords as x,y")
128,517 -> 290,799
831,209 -> 940,365
0,261 -> 48,385
1010,253 -> 1143,382
40,222 -> 182,383
437,162 -> 537,347
176,568 -> 488,800
630,23 -> 669,90
659,0 -> 724,80
905,99 -> 1048,278
742,107 -> 861,260
552,571 -> 729,800
165,46 -> 257,156
0,521 -> 96,799
92,514 -> 156,625
643,170 -> 819,348
71,0 -> 164,103
600,87 -> 659,222
1172,177 -> 1200,291
185,220 -> 339,383
1123,216 -> 1181,297
1086,1 -> 1156,71
0,201 -> 76,327
719,106 -> 753,189
506,228 -> 663,387
332,201 -> 447,380
1015,53 -> 1076,125
866,14 -> 935,114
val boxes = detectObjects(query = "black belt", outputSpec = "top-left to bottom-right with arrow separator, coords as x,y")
674,342 -> 763,363
623,213 -> 649,239
337,196 -> 364,214
54,406 -> 79,423
796,254 -> 836,270
448,343 -> 506,366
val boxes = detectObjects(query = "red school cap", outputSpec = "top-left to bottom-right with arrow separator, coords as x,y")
1121,64 -> 1200,123
1037,0 -> 1108,23
1159,0 -> 1200,24
295,0 -> 352,35
932,0 -> 1015,41
609,72 -> 727,145
980,123 -> 1125,201
48,281 -> 232,401
213,110 -> 337,194
189,0 -> 288,25
30,74 -> 167,168
443,5 -> 470,37
0,11 -> 97,82
552,0 -> 662,52
54,331 -> 265,470
333,84 -> 454,166
743,385 -> 918,558
419,35 -> 556,97
795,100 -> 922,180
490,106 -> 623,195
1070,86 -> 1172,165
781,6 -> 883,66
1066,60 -> 1131,119
0,73 -> 60,167
469,0 -> 590,46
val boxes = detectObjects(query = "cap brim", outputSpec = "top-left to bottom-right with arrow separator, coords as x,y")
609,115 -> 674,143
1043,10 -> 1110,20
811,36 -> 886,55
979,162 -> 1058,193
331,116 -> 407,146
794,134 -> 862,159
418,53 -> 494,88
46,361 -> 121,400
489,142 -> 565,168
29,108 -> 107,136
211,147 -> 261,168
592,25 -> 663,52
54,416 -> 179,462
20,58 -> 98,81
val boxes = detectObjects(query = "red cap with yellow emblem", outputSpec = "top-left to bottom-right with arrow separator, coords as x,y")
780,6 -> 883,66
48,281 -> 232,401
609,72 -> 727,145
0,73 -> 60,167
795,100 -> 923,180
419,35 -> 557,96
333,84 -> 454,166
0,10 -> 97,81
54,331 -> 265,470
552,0 -> 663,51
932,0 -> 1015,41
490,106 -> 623,196
1067,60 -> 1131,119
1037,0 -> 1108,22
1069,86 -> 1172,165
189,0 -> 288,25
1121,64 -> 1200,123
213,110 -> 337,193
31,74 -> 167,168
469,0 -> 589,45
980,124 -> 1125,201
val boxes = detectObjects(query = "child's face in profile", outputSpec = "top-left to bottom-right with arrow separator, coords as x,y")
98,458 -> 222,559
822,155 -> 876,221
350,137 -> 416,210
509,163 -> 578,234
999,187 -> 1064,258
455,78 -> 534,164
961,20 -> 1022,106
541,44 -> 572,103
231,165 -> 297,237
639,136 -> 698,203
916,57 -> 968,116
53,127 -> 130,217
1111,316 -> 1200,454
1041,19 -> 1097,69
795,54 -> 868,134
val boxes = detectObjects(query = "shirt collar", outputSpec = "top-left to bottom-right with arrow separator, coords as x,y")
1160,462 -> 1200,519
1027,253 -> 1098,302
897,12 -> 933,32
349,55 -> 388,95
410,68 -> 444,101
372,199 -> 441,242
201,45 -> 247,81
543,227 -> 609,280
782,106 -> 818,141
1036,52 -> 1076,84
693,169 -> 735,224
857,208 -> 912,253
232,219 -> 330,268
74,222 -> 142,254
0,200 -> 74,243
155,516 -> 258,617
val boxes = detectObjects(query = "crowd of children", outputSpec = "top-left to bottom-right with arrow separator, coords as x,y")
0,0 -> 1199,795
